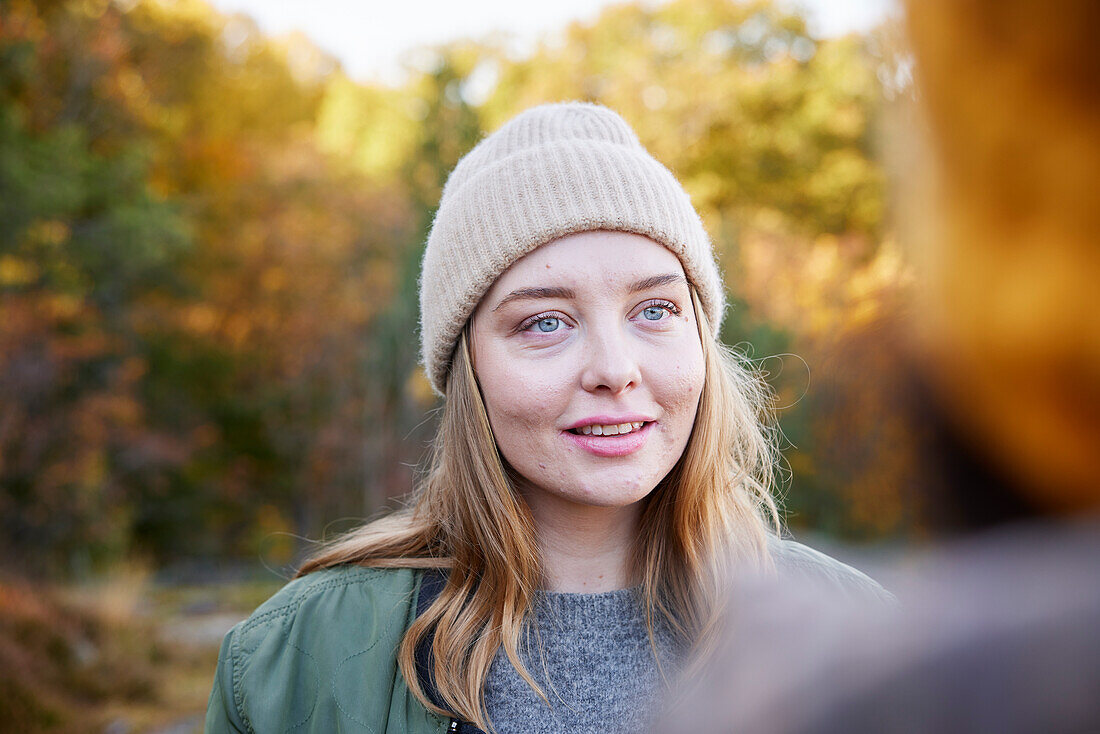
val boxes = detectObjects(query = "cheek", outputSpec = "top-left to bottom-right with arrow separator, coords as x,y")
477,349 -> 568,446
652,339 -> 706,422
484,385 -> 570,488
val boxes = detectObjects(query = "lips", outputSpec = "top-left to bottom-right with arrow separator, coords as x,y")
561,420 -> 655,457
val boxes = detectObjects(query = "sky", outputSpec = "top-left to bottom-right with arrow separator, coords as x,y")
202,0 -> 898,86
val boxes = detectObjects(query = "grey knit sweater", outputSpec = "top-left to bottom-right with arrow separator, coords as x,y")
483,586 -> 680,734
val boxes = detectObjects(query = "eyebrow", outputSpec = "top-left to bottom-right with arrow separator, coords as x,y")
491,273 -> 687,312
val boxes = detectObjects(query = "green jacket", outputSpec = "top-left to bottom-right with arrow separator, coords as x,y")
204,566 -> 448,734
204,538 -> 891,734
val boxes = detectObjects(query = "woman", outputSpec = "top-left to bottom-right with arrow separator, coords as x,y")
204,102 -> 888,734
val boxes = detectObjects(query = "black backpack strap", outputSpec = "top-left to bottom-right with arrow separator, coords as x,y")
416,567 -> 448,616
413,569 -> 487,734
414,568 -> 448,709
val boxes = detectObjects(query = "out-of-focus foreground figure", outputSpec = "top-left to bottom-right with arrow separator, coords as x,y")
654,1 -> 1100,732
908,0 -> 1100,514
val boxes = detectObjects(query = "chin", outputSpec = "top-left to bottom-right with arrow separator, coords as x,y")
563,476 -> 659,508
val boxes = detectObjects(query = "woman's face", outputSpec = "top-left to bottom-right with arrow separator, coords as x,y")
470,230 -> 706,514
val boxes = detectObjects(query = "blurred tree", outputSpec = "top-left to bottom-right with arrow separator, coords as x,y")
1,0 -> 413,572
1,0 -> 192,573
357,52 -> 482,517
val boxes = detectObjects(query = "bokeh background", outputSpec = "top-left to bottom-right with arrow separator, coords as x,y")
1,0 -> 923,729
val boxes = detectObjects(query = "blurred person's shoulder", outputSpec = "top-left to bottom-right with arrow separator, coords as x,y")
657,520 -> 1100,734
767,533 -> 896,604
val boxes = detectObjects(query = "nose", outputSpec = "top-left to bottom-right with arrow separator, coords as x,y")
580,322 -> 641,395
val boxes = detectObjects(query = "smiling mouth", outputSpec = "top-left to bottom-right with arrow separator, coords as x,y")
567,421 -> 650,436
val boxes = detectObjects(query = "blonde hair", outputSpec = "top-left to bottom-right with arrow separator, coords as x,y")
297,286 -> 781,730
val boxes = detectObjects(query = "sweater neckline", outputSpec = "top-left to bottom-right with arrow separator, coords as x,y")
531,585 -> 646,628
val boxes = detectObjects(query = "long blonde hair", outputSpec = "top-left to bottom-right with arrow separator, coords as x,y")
297,286 -> 781,730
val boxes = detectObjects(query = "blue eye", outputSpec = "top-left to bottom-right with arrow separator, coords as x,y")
642,306 -> 667,321
535,317 -> 561,332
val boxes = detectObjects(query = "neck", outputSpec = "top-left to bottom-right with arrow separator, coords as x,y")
521,490 -> 642,593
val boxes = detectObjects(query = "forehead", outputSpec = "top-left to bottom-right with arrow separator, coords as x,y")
486,231 -> 686,296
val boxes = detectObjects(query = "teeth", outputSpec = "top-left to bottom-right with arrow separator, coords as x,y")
576,421 -> 646,436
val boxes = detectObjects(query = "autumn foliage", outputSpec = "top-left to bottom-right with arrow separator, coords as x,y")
1,0 -> 916,577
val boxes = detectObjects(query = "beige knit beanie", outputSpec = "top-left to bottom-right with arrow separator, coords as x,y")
419,101 -> 726,395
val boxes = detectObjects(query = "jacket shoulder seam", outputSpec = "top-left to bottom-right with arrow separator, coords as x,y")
228,625 -> 255,734
238,566 -> 394,638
